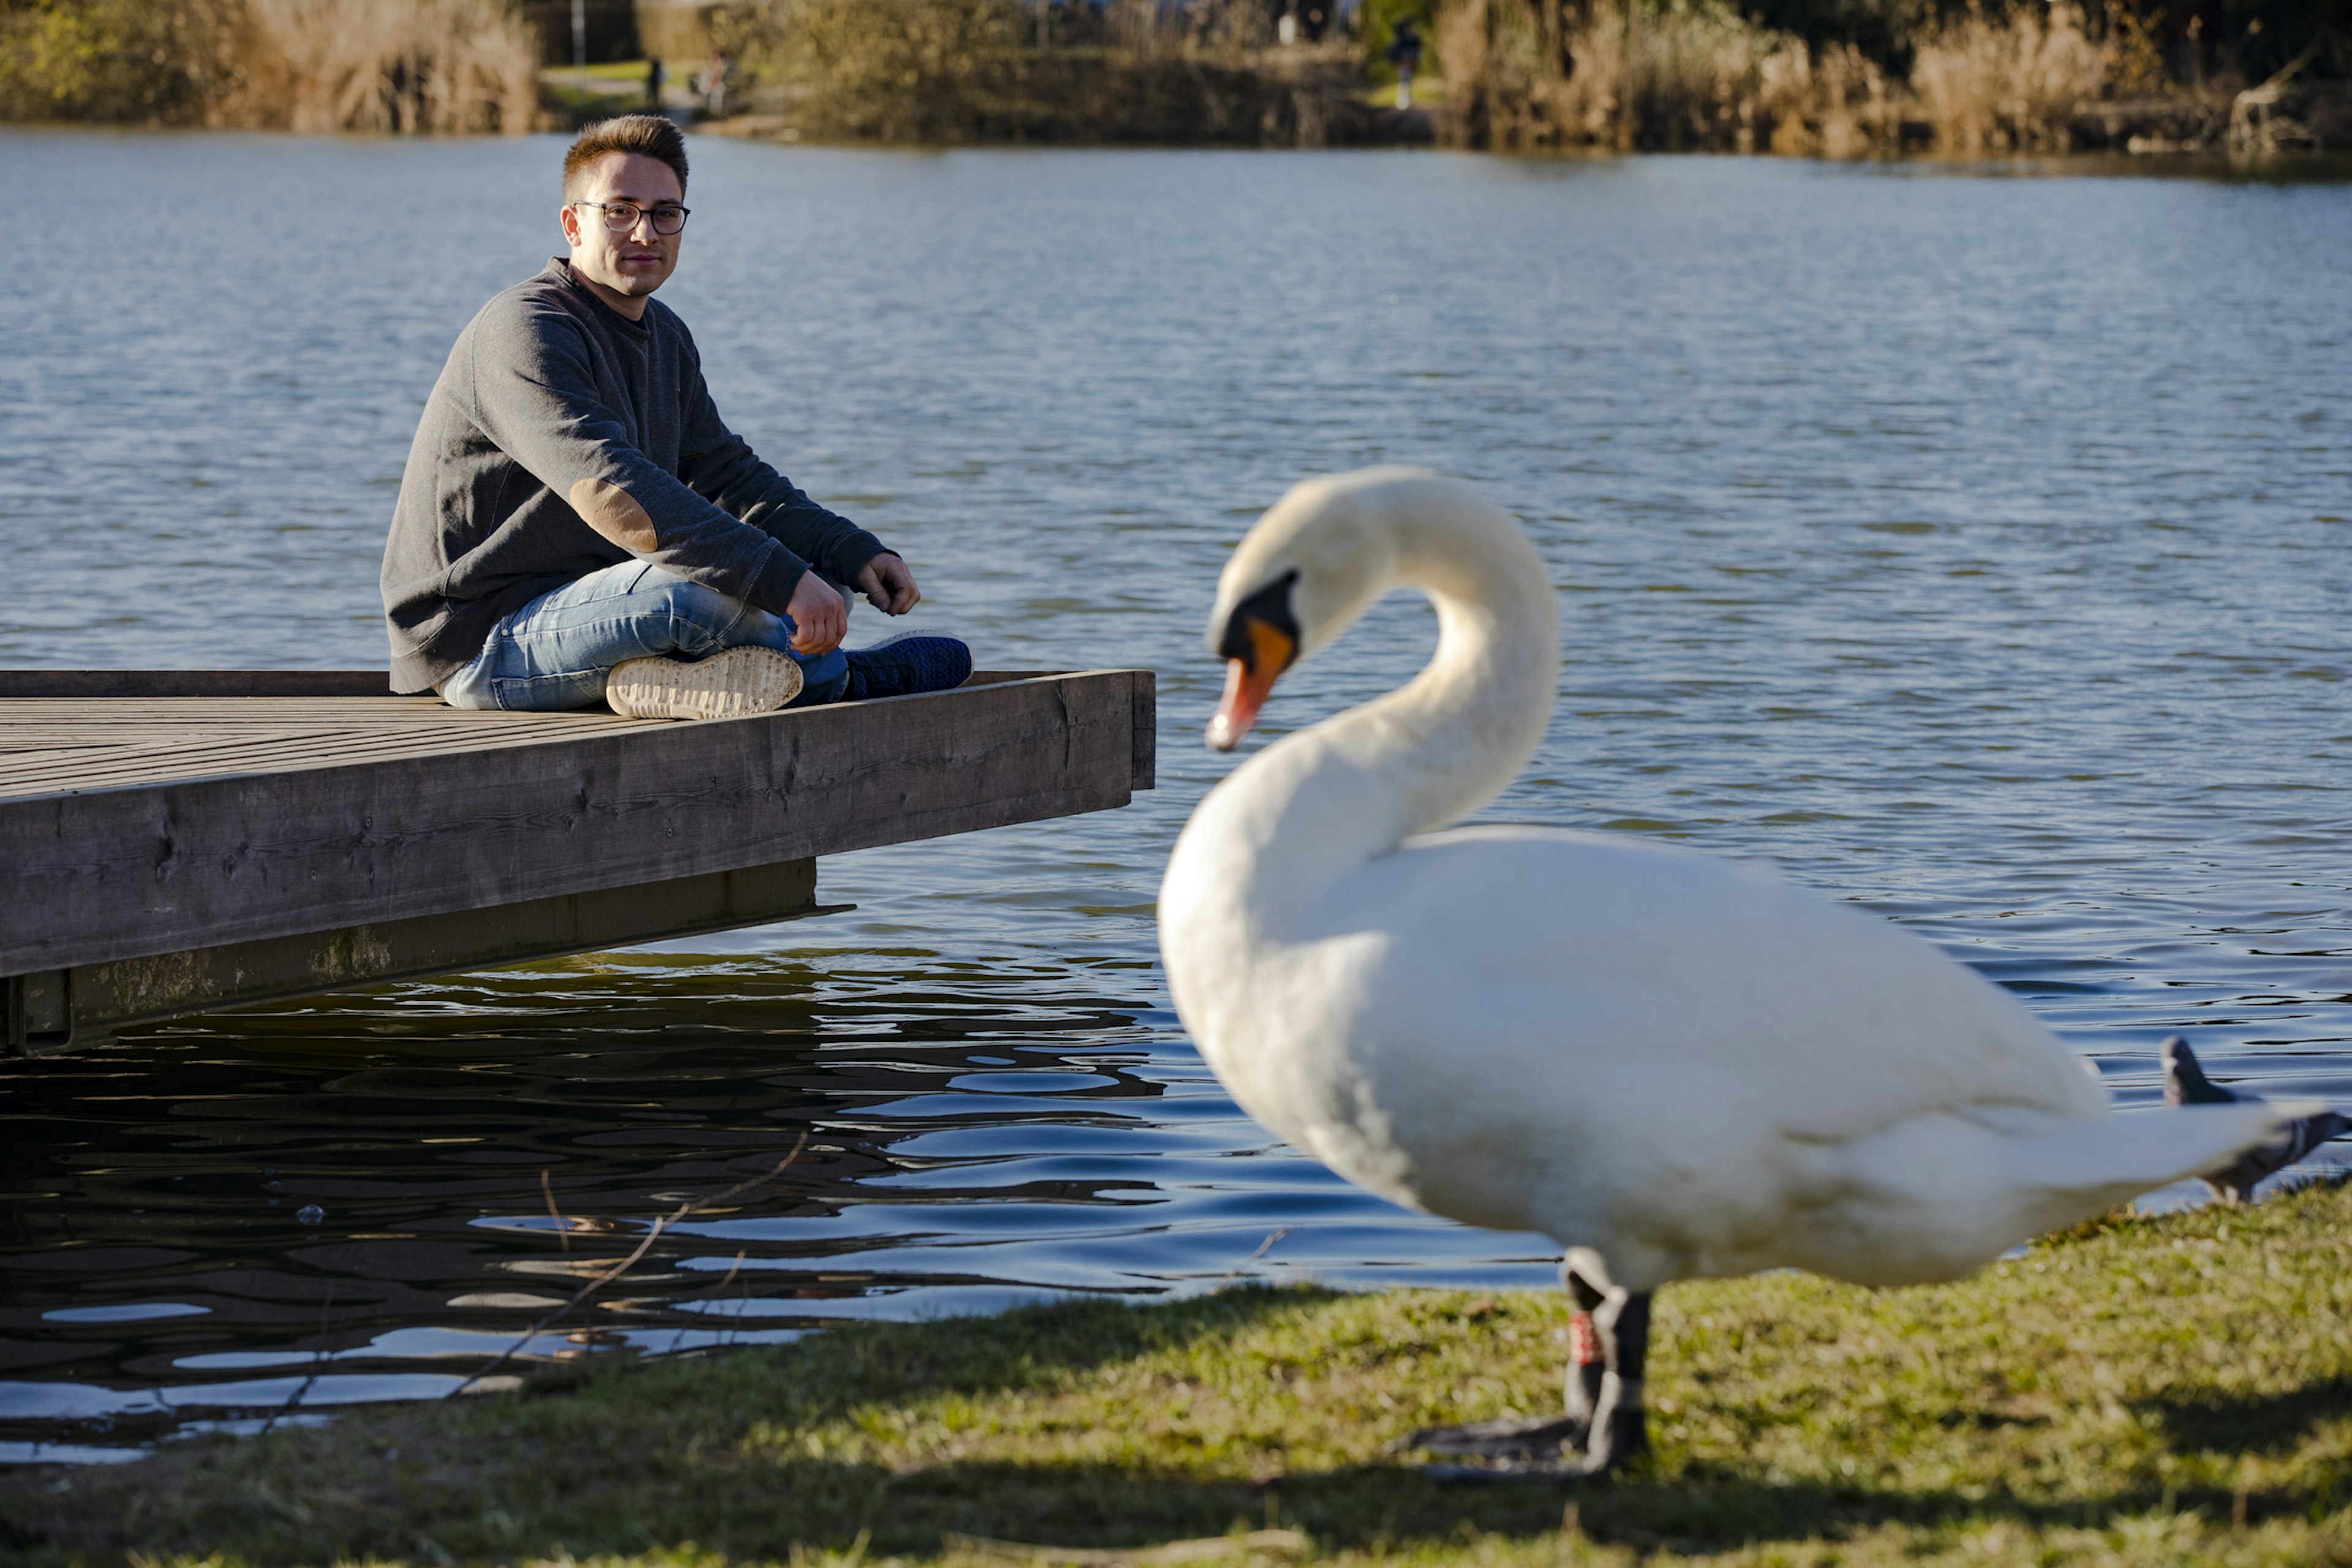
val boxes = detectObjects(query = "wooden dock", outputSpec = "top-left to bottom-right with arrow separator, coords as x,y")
0,668 -> 1155,1054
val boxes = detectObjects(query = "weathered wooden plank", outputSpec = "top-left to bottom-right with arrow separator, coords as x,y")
1,670 -> 1153,976
0,725 -> 635,798
0,670 -> 396,698
0,714 -> 560,731
1131,671 -> 1157,791
5,858 -> 841,1054
0,703 -> 478,717
0,669 -> 1055,700
0,677 -> 1069,796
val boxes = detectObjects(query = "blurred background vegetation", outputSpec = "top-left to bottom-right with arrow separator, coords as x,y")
0,0 -> 537,130
1,0 -> 2343,148
706,0 -> 1386,143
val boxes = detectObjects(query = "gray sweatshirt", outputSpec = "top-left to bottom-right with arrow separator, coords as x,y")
380,258 -> 888,693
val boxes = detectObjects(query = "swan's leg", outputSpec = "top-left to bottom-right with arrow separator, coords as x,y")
1568,1287 -> 1651,1477
1394,1257 -> 1601,1464
1562,1261 -> 1607,1424
2163,1036 -> 2351,1203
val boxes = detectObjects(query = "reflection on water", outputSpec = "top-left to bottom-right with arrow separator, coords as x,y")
2,133 -> 2350,1461
0,957 -> 1539,1464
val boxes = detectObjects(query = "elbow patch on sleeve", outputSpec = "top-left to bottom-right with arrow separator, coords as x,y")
569,477 -> 658,552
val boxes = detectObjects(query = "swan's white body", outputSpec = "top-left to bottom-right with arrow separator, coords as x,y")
1160,469 -> 2291,1296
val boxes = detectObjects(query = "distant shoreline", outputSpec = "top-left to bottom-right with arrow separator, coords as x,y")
4,0 -> 2345,158
687,91 -> 2352,159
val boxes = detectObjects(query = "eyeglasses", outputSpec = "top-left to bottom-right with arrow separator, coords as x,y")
572,200 -> 691,237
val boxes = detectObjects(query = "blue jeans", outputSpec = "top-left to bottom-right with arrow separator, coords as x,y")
439,560 -> 850,711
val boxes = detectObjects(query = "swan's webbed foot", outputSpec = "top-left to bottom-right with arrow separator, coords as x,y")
1400,1265 -> 1651,1483
1398,1412 -> 1589,1464
1566,1370 -> 1649,1477
2163,1036 -> 2351,1203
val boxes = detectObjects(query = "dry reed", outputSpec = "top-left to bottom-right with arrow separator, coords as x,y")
1436,0 -> 2130,153
1909,2 -> 2108,150
1439,0 -> 1827,151
212,0 -> 540,134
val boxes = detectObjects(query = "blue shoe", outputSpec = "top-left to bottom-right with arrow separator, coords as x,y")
842,631 -> 972,701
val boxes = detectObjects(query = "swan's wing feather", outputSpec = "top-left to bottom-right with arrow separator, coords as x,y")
1321,824 -> 2104,1131
1789,1099 -> 2294,1284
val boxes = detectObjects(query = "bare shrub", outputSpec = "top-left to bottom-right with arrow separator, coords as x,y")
712,0 -> 1024,140
211,0 -> 540,133
1436,0 -> 2143,153
0,0 -> 235,122
1910,2 -> 2109,150
1619,1 -> 1814,149
1105,0 -> 1168,54
1183,0 -> 1278,55
1761,40 -> 1896,154
1,0 -> 536,130
1441,0 -> 1841,153
712,0 -> 1373,143
1432,0 -> 1556,145
2105,1 -> 2167,96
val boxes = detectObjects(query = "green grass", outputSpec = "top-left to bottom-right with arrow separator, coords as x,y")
537,60 -> 674,123
540,59 -> 669,86
1362,76 -> 1447,107
8,1179 -> 2352,1566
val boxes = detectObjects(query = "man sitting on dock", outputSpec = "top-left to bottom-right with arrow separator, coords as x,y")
380,114 -> 968,720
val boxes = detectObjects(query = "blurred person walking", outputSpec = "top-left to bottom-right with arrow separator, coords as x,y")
1387,18 -> 1422,109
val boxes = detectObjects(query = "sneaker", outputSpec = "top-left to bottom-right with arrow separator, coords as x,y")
842,632 -> 973,702
605,646 -> 803,720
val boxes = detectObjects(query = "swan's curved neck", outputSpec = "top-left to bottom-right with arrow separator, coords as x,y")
1181,514 -> 1559,935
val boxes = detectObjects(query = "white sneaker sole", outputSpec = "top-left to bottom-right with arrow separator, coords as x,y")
605,647 -> 803,721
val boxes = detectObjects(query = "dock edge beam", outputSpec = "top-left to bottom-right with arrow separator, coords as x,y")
5,859 -> 846,1057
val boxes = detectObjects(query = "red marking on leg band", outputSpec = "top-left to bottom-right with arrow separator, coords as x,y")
1570,1312 -> 1601,1366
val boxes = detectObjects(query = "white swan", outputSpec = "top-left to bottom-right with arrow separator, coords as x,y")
1159,467 -> 2318,1476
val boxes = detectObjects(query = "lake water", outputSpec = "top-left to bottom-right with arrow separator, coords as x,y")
2,131 -> 2350,1466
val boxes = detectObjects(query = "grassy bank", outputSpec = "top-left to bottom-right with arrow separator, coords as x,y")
9,1177 -> 2351,1566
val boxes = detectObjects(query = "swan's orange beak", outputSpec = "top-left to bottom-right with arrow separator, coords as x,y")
1207,617 -> 1294,752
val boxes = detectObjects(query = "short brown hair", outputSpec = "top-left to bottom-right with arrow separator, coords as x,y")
562,114 -> 688,200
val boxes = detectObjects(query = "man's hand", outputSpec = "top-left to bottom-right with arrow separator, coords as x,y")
785,570 -> 848,655
856,552 -> 921,616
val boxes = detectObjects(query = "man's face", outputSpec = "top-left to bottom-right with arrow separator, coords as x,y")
559,151 -> 684,303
